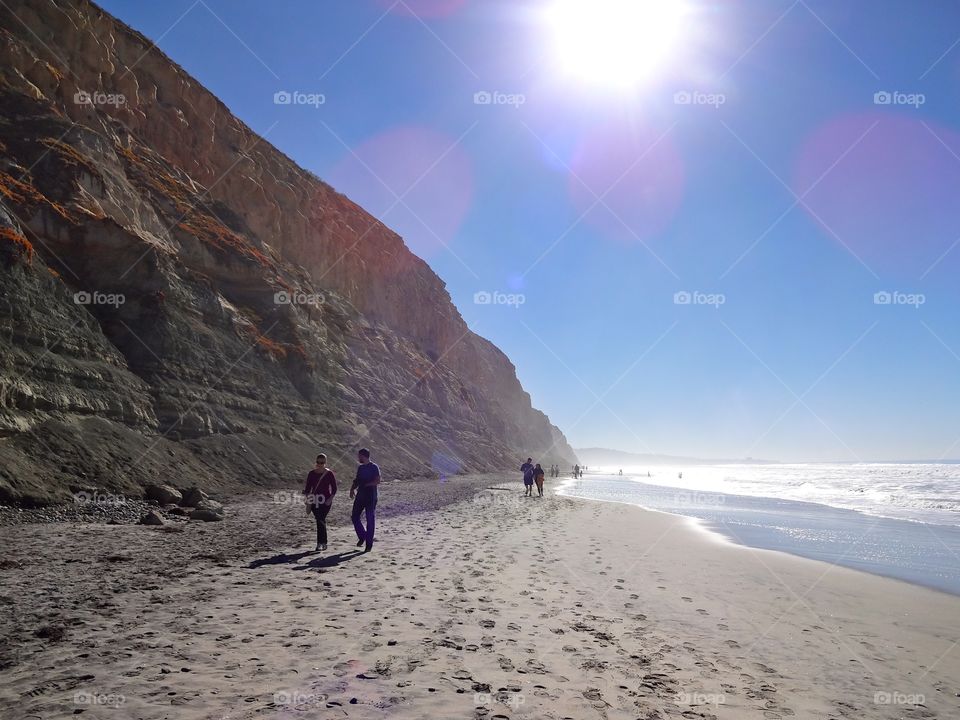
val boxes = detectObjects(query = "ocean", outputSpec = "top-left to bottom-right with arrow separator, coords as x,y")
557,464 -> 960,596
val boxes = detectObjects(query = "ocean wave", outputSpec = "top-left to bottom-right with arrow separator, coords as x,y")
583,463 -> 960,526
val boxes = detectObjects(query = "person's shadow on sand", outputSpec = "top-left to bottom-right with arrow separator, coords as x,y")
247,550 -> 315,568
295,550 -> 364,569
247,549 -> 364,569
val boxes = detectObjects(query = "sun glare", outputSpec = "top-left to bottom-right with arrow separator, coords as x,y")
547,0 -> 689,89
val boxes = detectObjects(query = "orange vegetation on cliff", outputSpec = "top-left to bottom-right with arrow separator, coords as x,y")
40,137 -> 101,179
0,170 -> 73,221
115,141 -> 272,268
0,226 -> 34,264
177,212 -> 271,267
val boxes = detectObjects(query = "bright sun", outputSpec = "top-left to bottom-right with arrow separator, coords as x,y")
547,0 -> 689,89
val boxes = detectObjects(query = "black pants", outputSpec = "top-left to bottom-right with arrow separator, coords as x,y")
352,487 -> 378,546
311,504 -> 331,545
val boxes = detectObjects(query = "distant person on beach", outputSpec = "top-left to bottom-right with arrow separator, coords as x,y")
350,448 -> 380,552
304,454 -> 337,551
574,463 -> 580,478
619,469 -> 622,476
534,463 -> 545,497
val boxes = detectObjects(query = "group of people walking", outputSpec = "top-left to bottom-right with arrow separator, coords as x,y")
303,448 -> 380,553
520,458 -> 547,497
301,449 -> 591,549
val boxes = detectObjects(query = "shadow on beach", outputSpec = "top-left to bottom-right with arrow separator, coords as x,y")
296,550 -> 365,569
247,549 -> 365,569
247,550 -> 315,568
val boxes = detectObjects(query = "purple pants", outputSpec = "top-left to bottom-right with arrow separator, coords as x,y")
352,487 -> 378,546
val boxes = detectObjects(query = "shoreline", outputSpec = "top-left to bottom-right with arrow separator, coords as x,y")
558,473 -> 960,597
2,477 -> 958,719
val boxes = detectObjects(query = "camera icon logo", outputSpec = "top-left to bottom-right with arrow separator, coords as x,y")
74,291 -> 92,305
674,91 -> 692,105
274,291 -> 291,305
873,291 -> 892,305
673,290 -> 692,305
474,91 -> 492,105
474,290 -> 492,305
874,91 -> 892,105
274,90 -> 292,105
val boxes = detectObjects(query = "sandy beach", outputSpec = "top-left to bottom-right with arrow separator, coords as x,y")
2,476 -> 958,720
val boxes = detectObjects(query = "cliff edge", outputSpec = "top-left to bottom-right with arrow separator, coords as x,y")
0,0 -> 575,504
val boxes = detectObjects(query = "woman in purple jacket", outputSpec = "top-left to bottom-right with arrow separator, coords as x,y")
304,454 -> 337,551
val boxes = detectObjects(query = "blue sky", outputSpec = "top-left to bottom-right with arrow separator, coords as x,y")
98,0 -> 960,461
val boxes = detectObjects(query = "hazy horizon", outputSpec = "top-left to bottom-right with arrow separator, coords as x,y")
573,446 -> 960,466
97,0 -> 960,462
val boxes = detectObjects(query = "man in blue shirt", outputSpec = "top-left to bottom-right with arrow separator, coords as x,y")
520,457 -> 535,497
350,448 -> 380,552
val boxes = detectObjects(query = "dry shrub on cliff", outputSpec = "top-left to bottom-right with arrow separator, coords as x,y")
0,226 -> 33,264
0,171 -> 73,222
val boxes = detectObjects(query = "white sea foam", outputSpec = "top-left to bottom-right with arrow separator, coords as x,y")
570,463 -> 960,526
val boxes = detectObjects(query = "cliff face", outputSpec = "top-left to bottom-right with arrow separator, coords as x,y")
0,0 -> 575,504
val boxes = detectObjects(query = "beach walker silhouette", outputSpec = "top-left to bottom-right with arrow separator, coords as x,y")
350,448 -> 381,552
520,457 -> 535,497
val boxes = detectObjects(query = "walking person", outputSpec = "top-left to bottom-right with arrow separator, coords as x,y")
350,448 -> 380,552
304,454 -> 337,551
520,457 -> 535,497
534,463 -> 545,497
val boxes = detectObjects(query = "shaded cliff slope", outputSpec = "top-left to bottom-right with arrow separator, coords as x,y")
0,0 -> 575,505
